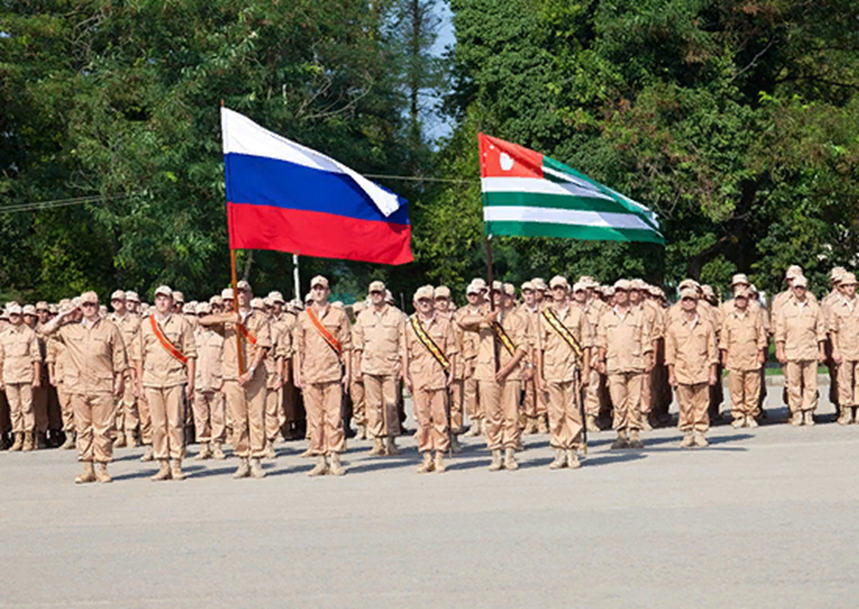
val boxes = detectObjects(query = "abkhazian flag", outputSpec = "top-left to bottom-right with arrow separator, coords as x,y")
221,107 -> 413,265
478,134 -> 664,244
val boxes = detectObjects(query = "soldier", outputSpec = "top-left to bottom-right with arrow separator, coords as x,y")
293,276 -> 352,476
597,278 -> 653,449
0,303 -> 41,451
109,290 -> 141,448
266,292 -> 292,448
41,292 -> 127,483
518,281 -> 547,435
22,304 -> 50,449
402,285 -> 458,473
829,272 -> 859,424
461,282 -> 530,471
535,276 -> 590,469
353,281 -> 405,456
125,291 -> 140,317
172,291 -> 186,315
630,279 -> 662,430
775,275 -> 825,426
192,302 -> 227,460
249,297 -> 280,460
748,283 -> 769,417
720,287 -> 767,428
434,286 -> 464,452
46,305 -> 76,449
666,287 -> 719,448
457,280 -> 485,437
580,280 -> 608,433
349,301 -> 368,440
647,285 -> 672,425
134,286 -> 197,481
199,281 -> 271,479
821,268 -> 845,415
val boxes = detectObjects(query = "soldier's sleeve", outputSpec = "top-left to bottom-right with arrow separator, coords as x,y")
46,337 -> 58,364
293,316 -> 305,358
132,326 -> 144,363
400,319 -> 409,356
816,307 -> 826,343
182,320 -> 198,360
28,331 -> 41,363
774,308 -> 787,344
580,313 -> 592,349
707,326 -> 718,365
445,320 -> 459,356
397,314 -> 406,355
339,311 -> 353,351
352,312 -> 364,352
111,325 -> 129,373
595,316 -> 608,351
756,316 -> 767,351
641,312 -> 653,354
665,325 -> 676,367
277,324 -> 293,360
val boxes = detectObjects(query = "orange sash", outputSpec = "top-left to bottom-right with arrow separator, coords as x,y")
307,306 -> 342,356
238,323 -> 257,345
149,315 -> 188,364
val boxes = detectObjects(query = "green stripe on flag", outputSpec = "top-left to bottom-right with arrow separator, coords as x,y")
486,220 -> 666,245
483,191 -> 624,214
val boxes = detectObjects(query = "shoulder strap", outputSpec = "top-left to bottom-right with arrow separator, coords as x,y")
149,315 -> 188,364
410,316 -> 450,372
542,308 -> 584,360
307,307 -> 342,356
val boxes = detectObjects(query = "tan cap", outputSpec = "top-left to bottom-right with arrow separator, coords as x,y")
830,267 -> 846,282
731,274 -> 750,286
80,291 -> 99,305
7,303 -> 22,315
793,275 -> 808,288
521,281 -> 534,292
414,285 -> 435,301
733,286 -> 750,299
630,279 -> 647,290
614,279 -> 631,291
72,296 -> 82,307
35,301 -> 49,312
841,272 -> 857,285
182,303 -> 196,315
172,291 -> 185,303
503,283 -> 515,296
221,288 -> 234,300
471,278 -> 487,291
531,278 -> 548,291
491,280 -> 503,292
353,301 -> 365,314
154,285 -> 173,298
48,304 -> 58,314
647,285 -> 662,296
58,303 -> 72,314
702,285 -> 715,299
384,290 -> 395,305
368,280 -> 386,293
310,275 -> 329,289
748,284 -> 758,295
680,287 -> 698,300
434,286 -> 451,299
549,275 -> 568,289
209,295 -> 223,305
236,281 -> 251,292
572,282 -> 586,292
110,290 -> 126,301
304,292 -> 313,302
466,282 -> 481,295
603,286 -> 616,297
678,279 -> 698,290
125,290 -> 140,302
786,265 -> 803,279
22,304 -> 37,316
196,302 -> 211,315
267,291 -> 285,304
250,298 -> 265,310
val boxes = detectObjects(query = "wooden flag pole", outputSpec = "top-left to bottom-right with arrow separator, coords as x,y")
231,248 -> 246,376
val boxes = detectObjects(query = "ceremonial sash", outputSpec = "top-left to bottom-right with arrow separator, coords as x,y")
410,316 -> 450,372
307,307 -> 342,356
542,308 -> 584,360
490,321 -> 517,356
238,322 -> 257,345
149,315 -> 188,364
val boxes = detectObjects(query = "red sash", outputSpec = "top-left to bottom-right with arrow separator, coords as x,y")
149,315 -> 188,364
307,307 -> 342,356
238,323 -> 257,345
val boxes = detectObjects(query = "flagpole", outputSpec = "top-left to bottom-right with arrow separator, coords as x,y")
293,253 -> 300,303
231,248 -> 246,376
485,232 -> 499,375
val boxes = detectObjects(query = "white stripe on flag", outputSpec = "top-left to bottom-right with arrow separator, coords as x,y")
221,107 -> 401,216
481,177 -> 614,201
483,206 -> 652,231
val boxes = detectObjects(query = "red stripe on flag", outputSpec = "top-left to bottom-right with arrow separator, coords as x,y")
478,134 -> 544,179
227,202 -> 413,265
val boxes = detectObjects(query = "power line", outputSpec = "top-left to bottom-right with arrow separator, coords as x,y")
364,174 -> 476,184
0,193 -> 132,214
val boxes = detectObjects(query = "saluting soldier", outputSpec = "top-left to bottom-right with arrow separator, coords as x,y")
457,280 -> 486,437
41,292 -> 127,483
434,286 -> 464,452
192,302 -> 227,460
134,286 -> 197,481
353,281 -> 405,457
829,272 -> 859,424
109,290 -> 141,448
293,276 -> 352,477
402,285 -> 458,473
199,281 -> 271,479
46,304 -> 77,449
0,303 -> 41,451
720,286 -> 767,428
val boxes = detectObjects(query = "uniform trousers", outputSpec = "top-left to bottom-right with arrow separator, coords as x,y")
6,383 -> 34,433
57,385 -> 74,432
608,371 -> 643,432
193,389 -> 226,443
350,378 -> 366,426
414,388 -> 449,453
728,370 -> 760,418
0,391 -> 10,434
464,373 -> 482,422
364,374 -> 399,438
71,392 -> 114,463
48,386 -> 62,431
114,374 -> 138,434
546,379 -> 583,450
223,371 -> 266,459
145,385 -> 185,460
522,376 -> 549,419
138,391 -> 153,445
304,380 -> 345,456
836,361 -> 859,409
784,360 -> 818,414
677,383 -> 709,432
33,385 -> 49,433
479,380 -> 520,451
447,379 -> 464,434
265,384 -> 283,441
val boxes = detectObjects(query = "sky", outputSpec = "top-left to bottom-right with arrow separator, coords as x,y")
424,2 -> 456,143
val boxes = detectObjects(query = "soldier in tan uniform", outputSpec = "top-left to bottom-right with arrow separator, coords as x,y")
353,280 -> 405,457
134,286 -> 197,481
461,282 -> 530,471
597,279 -> 653,450
0,304 -> 42,451
581,279 -> 608,432
125,291 -> 140,317
821,268 -> 845,414
199,281 -> 271,479
775,275 -> 825,426
349,301 -> 368,440
46,305 -> 77,449
267,291 -> 292,446
720,287 -> 767,428
109,290 -> 141,448
35,301 -> 62,446
172,291 -> 185,315
23,305 -> 50,448
457,281 -> 485,437
192,302 -> 227,460
434,286 -> 464,452
250,297 -> 281,460
629,279 -> 662,430
41,292 -> 128,483
666,287 -> 719,448
830,273 -> 859,424
518,281 -> 546,435
293,275 -> 352,477
535,276 -> 591,469
402,285 -> 457,473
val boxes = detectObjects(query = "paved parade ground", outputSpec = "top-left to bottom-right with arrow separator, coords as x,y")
2,390 -> 859,609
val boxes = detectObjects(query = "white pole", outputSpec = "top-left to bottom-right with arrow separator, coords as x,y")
293,253 -> 300,302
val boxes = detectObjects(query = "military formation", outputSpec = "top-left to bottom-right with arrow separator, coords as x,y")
1,263 -> 855,483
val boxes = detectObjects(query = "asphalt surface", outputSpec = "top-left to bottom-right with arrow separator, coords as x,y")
2,391 -> 859,609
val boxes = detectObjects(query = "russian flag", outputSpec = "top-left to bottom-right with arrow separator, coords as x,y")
221,108 -> 412,265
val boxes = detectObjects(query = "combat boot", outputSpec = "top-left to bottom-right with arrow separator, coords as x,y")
369,438 -> 385,456
536,416 -> 549,434
22,431 -> 35,452
232,458 -> 250,479
151,460 -> 172,481
60,431 -> 76,450
628,430 -> 644,450
838,408 -> 851,425
434,451 -> 446,473
357,424 -> 368,440
731,417 -> 744,429
549,449 -> 566,470
250,457 -> 266,479
450,434 -> 462,454
329,453 -> 345,476
140,446 -> 154,462
610,432 -> 629,450
747,417 -> 758,429
299,446 -> 313,458
640,416 -> 653,432
790,411 -> 803,427
417,452 -> 434,474
94,463 -> 112,483
307,456 -> 328,477
680,432 -> 695,448
585,414 -> 599,433
693,432 -> 709,448
464,422 -> 480,437
75,462 -> 96,484
264,440 -> 277,460
212,442 -> 226,460
10,432 -> 23,452
503,447 -> 518,471
195,442 -> 211,461
566,449 -> 581,469
803,411 -> 815,426
170,459 -> 185,481
525,417 -> 539,435
385,437 -> 401,456
113,433 -> 127,448
487,449 -> 503,471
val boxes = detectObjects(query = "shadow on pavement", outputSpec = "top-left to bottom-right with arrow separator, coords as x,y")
446,458 -> 492,472
186,466 -> 235,480
343,456 -> 419,475
112,468 -> 158,481
584,452 -> 647,467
